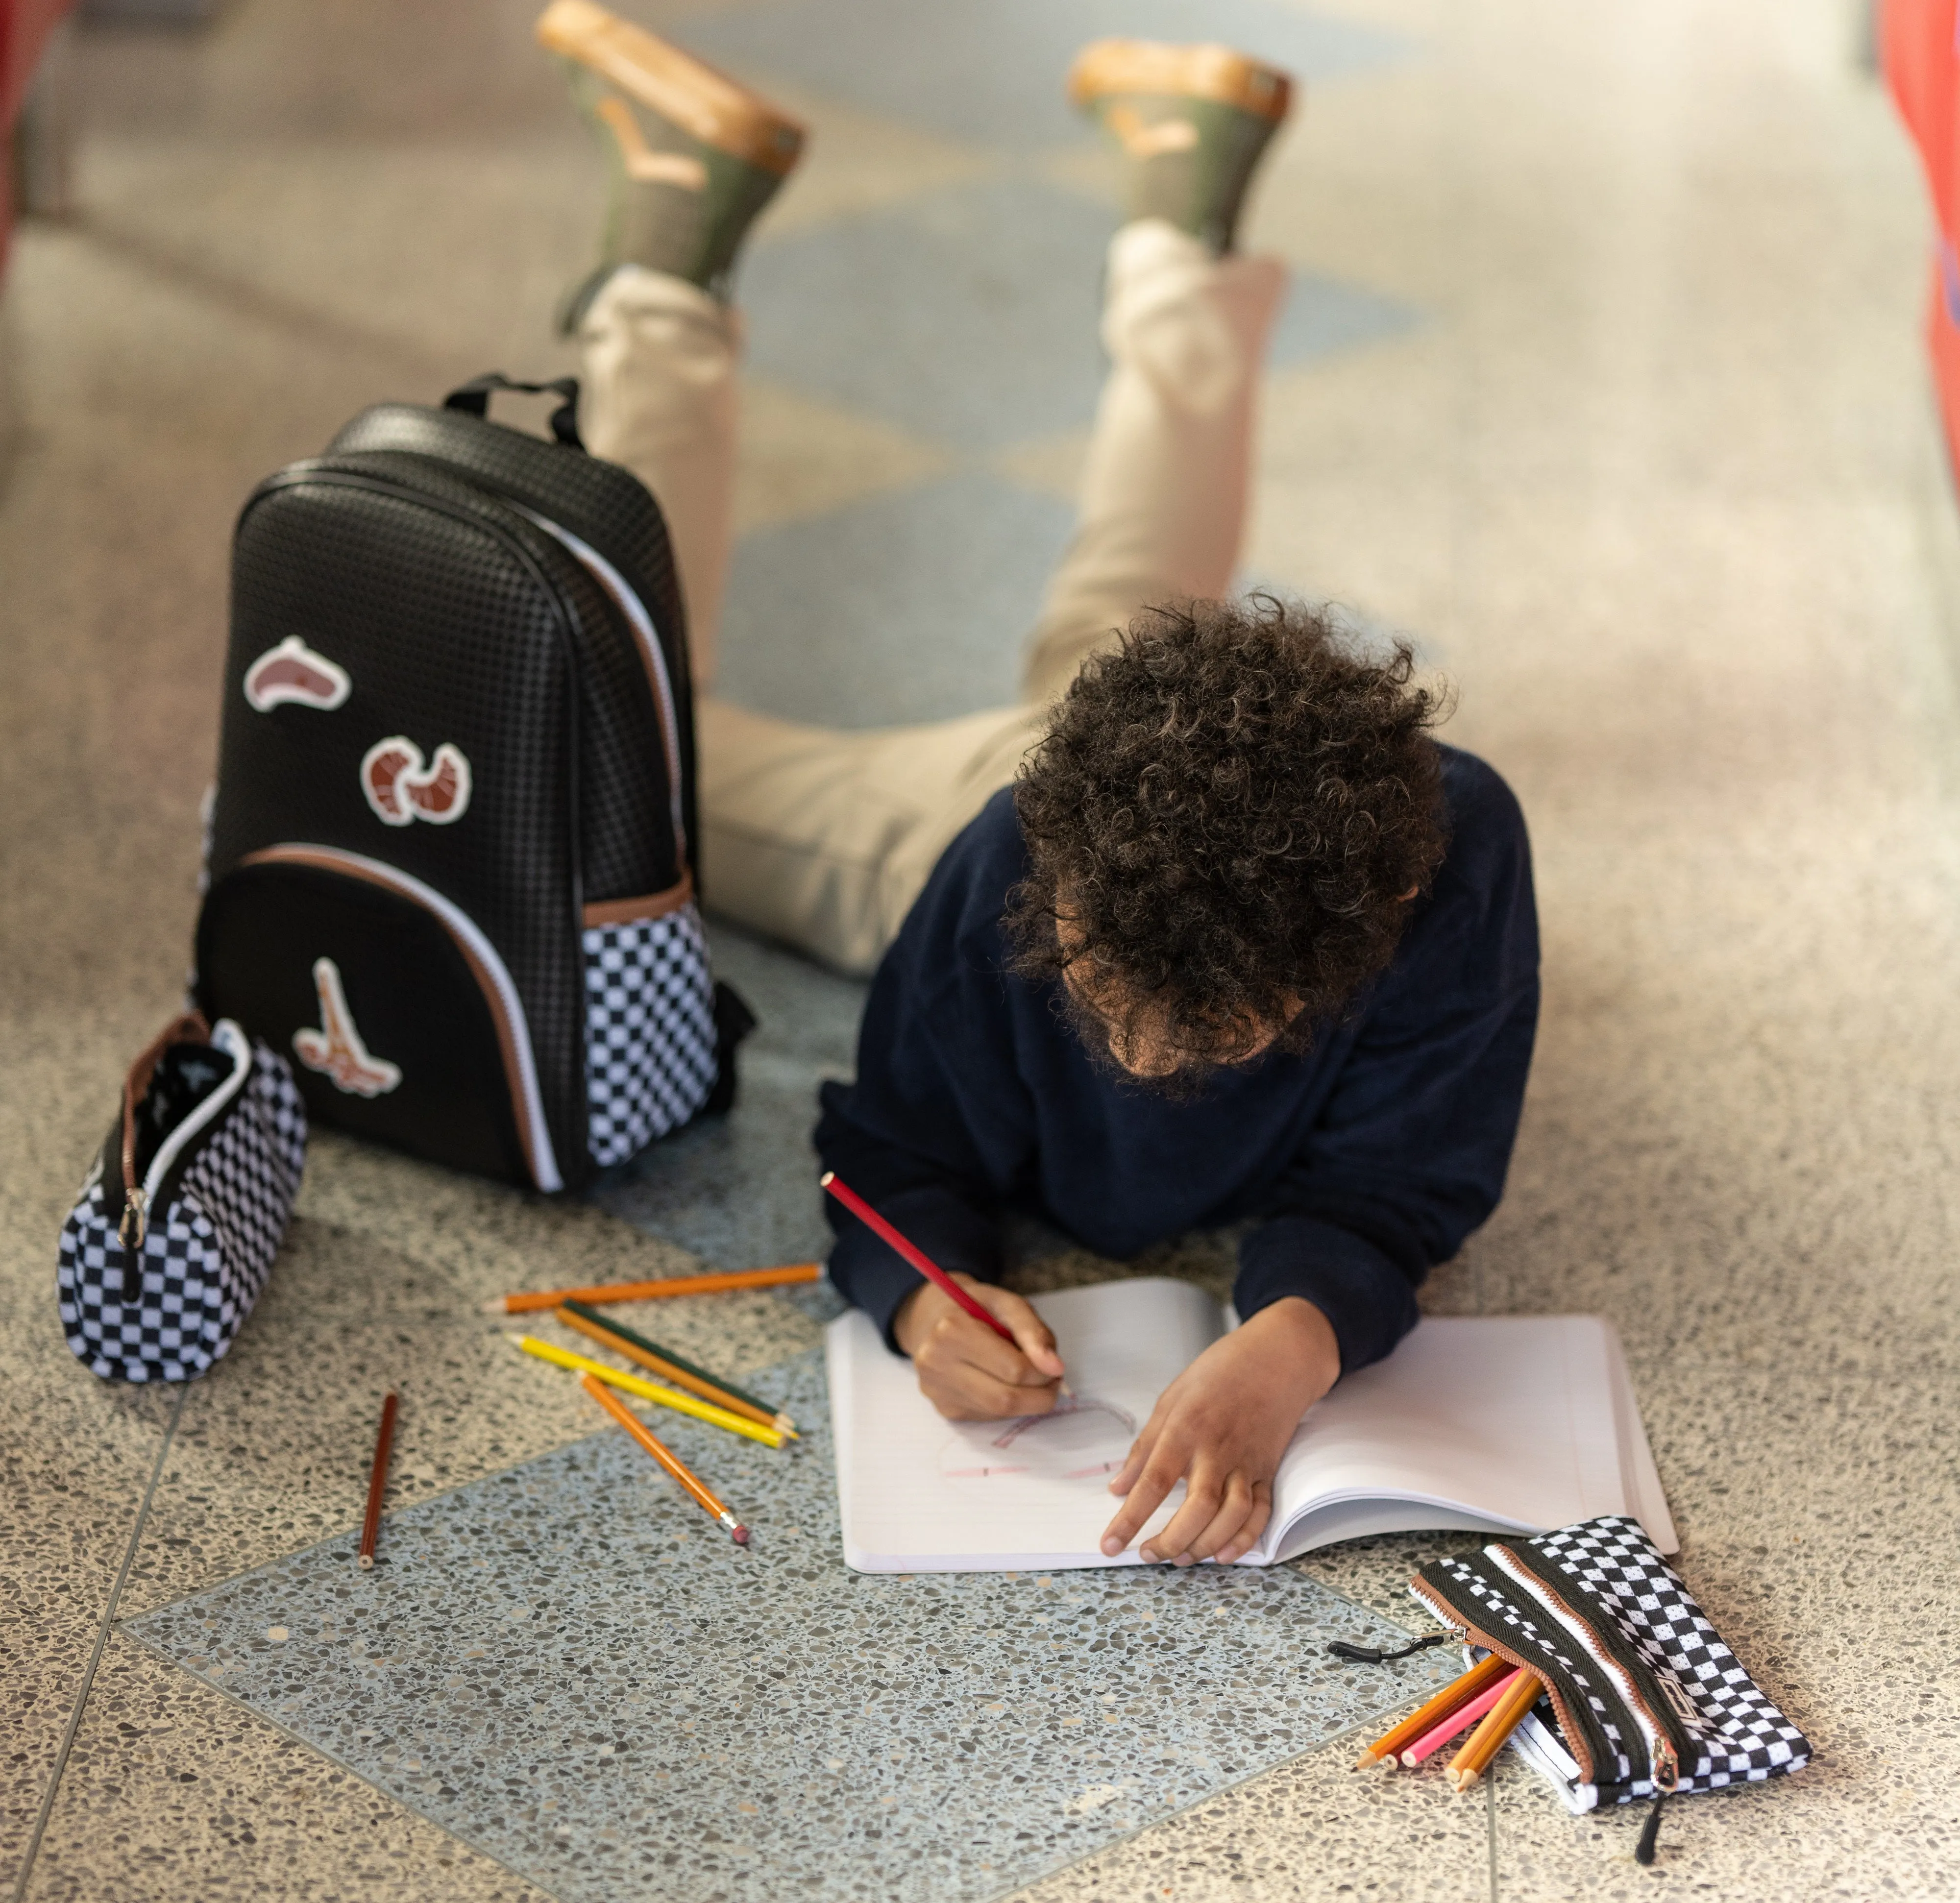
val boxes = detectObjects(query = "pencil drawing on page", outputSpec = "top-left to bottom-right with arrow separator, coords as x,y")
938,1394 -> 1137,1483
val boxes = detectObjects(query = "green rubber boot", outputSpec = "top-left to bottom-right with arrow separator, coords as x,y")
538,0 -> 805,327
1068,39 -> 1292,256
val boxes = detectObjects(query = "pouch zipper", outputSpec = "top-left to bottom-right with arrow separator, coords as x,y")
1491,1541 -> 1687,1793
115,1010 -> 214,1247
118,1022 -> 251,1258
1411,1574 -> 1613,1790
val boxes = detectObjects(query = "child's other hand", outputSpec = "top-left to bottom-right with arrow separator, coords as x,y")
893,1273 -> 1067,1420
1099,1297 -> 1340,1565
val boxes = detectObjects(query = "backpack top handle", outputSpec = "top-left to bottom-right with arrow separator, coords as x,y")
443,373 -> 586,452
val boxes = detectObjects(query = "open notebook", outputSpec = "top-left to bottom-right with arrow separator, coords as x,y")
827,1279 -> 1675,1573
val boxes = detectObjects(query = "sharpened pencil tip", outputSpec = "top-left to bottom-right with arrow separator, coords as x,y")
479,1295 -> 508,1315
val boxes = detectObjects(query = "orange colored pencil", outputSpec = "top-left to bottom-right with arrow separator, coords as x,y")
1448,1667 -> 1545,1792
483,1263 -> 820,1316
580,1373 -> 749,1545
554,1305 -> 792,1437
1352,1653 -> 1512,1769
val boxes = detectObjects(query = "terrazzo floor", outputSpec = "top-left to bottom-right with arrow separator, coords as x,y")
4,0 -> 1960,1900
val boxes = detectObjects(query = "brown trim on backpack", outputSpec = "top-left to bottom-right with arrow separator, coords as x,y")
581,873 -> 694,929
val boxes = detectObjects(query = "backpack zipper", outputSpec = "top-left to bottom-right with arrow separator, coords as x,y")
514,506 -> 688,866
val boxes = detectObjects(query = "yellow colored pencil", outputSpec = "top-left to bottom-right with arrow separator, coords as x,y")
511,1335 -> 785,1448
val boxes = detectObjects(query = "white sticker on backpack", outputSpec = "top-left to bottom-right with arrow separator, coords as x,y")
293,957 -> 403,1097
244,635 -> 351,712
360,736 -> 472,827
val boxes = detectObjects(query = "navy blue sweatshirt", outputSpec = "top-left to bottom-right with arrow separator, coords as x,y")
814,745 -> 1539,1373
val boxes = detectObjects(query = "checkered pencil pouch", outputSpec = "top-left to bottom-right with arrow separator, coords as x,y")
57,1011 -> 306,1382
1410,1515 -> 1810,1853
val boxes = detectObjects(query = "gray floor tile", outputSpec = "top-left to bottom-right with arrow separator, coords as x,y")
18,1635 -> 554,1903
122,1351 -> 1459,1903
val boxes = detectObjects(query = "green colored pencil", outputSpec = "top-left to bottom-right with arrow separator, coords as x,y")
561,1300 -> 797,1436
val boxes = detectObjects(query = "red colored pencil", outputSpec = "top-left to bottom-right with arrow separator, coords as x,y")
357,1388 -> 398,1570
820,1171 -> 1018,1347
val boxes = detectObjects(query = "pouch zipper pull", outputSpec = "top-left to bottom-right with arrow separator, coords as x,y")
1635,1790 -> 1668,1866
118,1186 -> 149,1251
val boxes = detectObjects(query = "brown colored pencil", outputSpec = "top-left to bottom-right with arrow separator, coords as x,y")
1448,1667 -> 1545,1792
483,1263 -> 821,1315
554,1306 -> 796,1437
1352,1653 -> 1512,1769
580,1372 -> 749,1545
357,1388 -> 398,1569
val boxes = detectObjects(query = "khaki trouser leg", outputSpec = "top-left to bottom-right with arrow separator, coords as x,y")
578,266 -> 741,692
578,227 -> 1284,977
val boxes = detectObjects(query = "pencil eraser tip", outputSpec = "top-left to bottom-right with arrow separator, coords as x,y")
731,1525 -> 750,1545
479,1296 -> 506,1315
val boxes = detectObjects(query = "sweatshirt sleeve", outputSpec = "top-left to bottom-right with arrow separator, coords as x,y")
1234,761 -> 1541,1372
814,810 -> 1039,1350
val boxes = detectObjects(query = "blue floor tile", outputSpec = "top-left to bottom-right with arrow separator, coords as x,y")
690,0 -> 1410,149
714,469 -> 1075,728
125,1353 -> 1452,1903
742,177 -> 1421,455
743,177 -> 1118,452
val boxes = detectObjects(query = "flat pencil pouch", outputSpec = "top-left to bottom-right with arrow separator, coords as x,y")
1411,1515 -> 1810,1828
57,1010 -> 307,1382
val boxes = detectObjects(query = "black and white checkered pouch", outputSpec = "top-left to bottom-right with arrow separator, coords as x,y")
57,1011 -> 306,1382
1408,1515 -> 1809,1856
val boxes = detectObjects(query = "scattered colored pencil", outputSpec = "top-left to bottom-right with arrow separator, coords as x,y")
511,1334 -> 785,1448
581,1373 -> 749,1545
1353,1653 -> 1512,1769
1399,1667 -> 1522,1767
1448,1667 -> 1545,1792
357,1388 -> 398,1570
820,1171 -> 1018,1347
483,1263 -> 821,1316
558,1300 -> 797,1436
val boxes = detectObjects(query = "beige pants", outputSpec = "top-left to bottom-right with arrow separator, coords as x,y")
579,219 -> 1285,976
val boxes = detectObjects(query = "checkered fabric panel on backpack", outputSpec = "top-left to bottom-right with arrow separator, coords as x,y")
1529,1516 -> 1811,1790
582,903 -> 718,1167
55,1044 -> 306,1383
1424,1552 -> 1639,1788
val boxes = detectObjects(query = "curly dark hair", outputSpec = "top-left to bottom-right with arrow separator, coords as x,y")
1005,596 -> 1449,1075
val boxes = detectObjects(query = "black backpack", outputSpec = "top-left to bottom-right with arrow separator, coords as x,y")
195,374 -> 750,1195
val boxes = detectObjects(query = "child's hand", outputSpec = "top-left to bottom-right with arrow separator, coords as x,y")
892,1273 -> 1067,1420
1100,1297 -> 1340,1565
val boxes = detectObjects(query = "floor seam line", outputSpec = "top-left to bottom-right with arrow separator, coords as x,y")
1485,1773 -> 1498,1903
11,1384 -> 188,1903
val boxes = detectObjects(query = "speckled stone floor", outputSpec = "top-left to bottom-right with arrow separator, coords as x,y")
4,1 -> 1959,1899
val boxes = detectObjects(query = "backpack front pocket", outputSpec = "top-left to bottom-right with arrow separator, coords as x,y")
197,846 -> 566,1191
